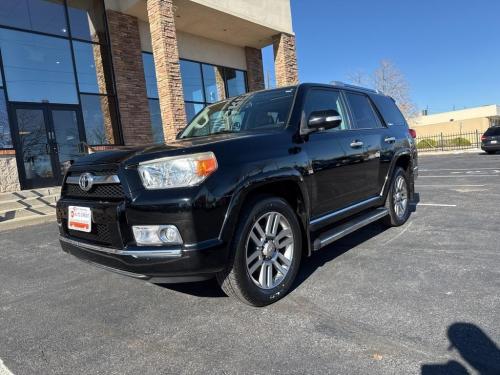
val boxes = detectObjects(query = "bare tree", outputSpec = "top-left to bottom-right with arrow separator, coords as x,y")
347,60 -> 417,119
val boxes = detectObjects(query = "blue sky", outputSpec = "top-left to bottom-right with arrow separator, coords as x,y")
263,0 -> 500,114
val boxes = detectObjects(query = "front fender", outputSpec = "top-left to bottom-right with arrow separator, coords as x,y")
218,168 -> 311,254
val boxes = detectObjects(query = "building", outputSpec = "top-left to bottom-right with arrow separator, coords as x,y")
409,105 -> 500,137
0,0 -> 298,193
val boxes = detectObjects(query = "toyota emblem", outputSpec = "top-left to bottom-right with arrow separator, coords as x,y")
79,173 -> 94,192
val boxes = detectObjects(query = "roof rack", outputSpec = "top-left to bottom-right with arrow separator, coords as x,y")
330,81 -> 381,94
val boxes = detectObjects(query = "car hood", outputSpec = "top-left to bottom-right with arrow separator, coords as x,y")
72,132 -> 266,167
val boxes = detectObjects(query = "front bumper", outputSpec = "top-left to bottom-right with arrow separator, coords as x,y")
60,235 -> 228,283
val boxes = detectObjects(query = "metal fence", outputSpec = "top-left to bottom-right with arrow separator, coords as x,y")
415,130 -> 482,152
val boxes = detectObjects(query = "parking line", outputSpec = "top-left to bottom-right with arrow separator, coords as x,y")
413,203 -> 457,207
419,175 -> 498,178
416,184 -> 485,187
0,359 -> 14,375
420,168 -> 500,171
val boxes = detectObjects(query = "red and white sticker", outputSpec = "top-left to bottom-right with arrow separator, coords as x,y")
68,206 -> 92,233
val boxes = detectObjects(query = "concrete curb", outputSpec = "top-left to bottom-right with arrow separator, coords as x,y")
418,148 -> 485,156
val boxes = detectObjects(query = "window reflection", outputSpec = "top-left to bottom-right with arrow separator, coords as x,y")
73,41 -> 111,94
0,0 -> 67,37
202,64 -> 224,103
81,94 -> 117,145
67,0 -> 106,43
185,102 -> 204,123
225,68 -> 246,98
0,29 -> 78,104
0,91 -> 12,148
148,99 -> 164,143
142,53 -> 159,99
180,60 -> 204,102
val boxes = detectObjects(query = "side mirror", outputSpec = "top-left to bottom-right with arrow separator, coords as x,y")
307,110 -> 342,132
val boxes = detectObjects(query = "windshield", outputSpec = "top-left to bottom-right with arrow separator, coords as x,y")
179,88 -> 296,139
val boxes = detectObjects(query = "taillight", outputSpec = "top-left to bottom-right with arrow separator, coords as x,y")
409,128 -> 417,139
481,135 -> 487,141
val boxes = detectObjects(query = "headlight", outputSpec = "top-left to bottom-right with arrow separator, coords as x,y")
138,152 -> 217,189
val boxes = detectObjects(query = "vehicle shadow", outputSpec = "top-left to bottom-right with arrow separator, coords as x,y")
291,221 -> 390,293
421,322 -> 500,375
158,277 -> 227,298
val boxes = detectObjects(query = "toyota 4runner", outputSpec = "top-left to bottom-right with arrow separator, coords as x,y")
57,83 -> 418,306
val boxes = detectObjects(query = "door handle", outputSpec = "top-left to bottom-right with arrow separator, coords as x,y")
350,140 -> 364,148
384,136 -> 396,143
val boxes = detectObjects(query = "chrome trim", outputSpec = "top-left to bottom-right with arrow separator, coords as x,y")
315,208 -> 388,250
66,174 -> 120,185
350,141 -> 364,148
310,196 -> 380,226
384,136 -> 396,143
60,236 -> 182,258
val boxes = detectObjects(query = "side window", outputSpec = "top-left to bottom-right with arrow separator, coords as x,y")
303,89 -> 348,131
372,95 -> 407,126
345,92 -> 383,129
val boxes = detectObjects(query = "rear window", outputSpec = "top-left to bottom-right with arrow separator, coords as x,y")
372,95 -> 407,127
484,126 -> 500,136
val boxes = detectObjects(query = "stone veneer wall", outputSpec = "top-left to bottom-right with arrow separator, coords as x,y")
107,10 -> 153,146
245,47 -> 265,92
0,153 -> 21,193
147,0 -> 187,142
273,33 -> 299,87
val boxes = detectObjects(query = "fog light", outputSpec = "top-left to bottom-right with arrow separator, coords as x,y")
132,225 -> 183,246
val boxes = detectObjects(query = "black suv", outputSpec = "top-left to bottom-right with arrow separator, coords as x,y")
57,83 -> 418,306
481,126 -> 500,154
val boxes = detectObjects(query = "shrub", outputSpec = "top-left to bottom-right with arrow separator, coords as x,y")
448,137 -> 471,147
417,138 -> 437,149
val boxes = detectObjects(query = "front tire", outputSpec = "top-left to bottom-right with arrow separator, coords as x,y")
383,167 -> 411,227
216,197 -> 302,307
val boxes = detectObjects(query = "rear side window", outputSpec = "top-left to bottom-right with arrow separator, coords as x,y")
345,92 -> 382,129
372,95 -> 407,127
303,89 -> 349,131
484,127 -> 500,136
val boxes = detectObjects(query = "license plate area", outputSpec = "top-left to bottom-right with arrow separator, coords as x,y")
491,140 -> 497,144
68,206 -> 92,232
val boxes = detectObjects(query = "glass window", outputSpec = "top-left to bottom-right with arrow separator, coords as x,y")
0,0 -> 68,37
0,29 -> 78,104
67,0 -> 106,43
142,53 -> 159,99
180,88 -> 296,139
80,94 -> 117,145
148,99 -> 164,143
372,95 -> 406,126
202,64 -> 223,103
185,102 -> 205,123
303,89 -> 348,130
225,68 -> 246,98
180,60 -> 204,102
484,126 -> 500,136
345,92 -> 382,129
73,41 -> 111,94
0,90 -> 12,148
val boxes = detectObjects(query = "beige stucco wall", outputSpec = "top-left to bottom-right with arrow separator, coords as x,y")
412,118 -> 491,137
139,20 -> 247,70
188,0 -> 293,34
0,156 -> 20,193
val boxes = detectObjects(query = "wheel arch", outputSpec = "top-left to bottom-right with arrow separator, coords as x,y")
219,171 -> 312,257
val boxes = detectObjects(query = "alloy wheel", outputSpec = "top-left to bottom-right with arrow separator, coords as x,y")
245,212 -> 294,290
393,175 -> 408,219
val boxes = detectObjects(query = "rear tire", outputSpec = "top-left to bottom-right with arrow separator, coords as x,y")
486,151 -> 496,155
383,167 -> 411,227
216,197 -> 302,307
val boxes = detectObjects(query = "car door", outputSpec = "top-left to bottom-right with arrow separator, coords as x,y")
342,91 -> 385,198
303,88 -> 370,219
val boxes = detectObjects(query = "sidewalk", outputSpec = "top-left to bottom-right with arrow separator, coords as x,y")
418,148 -> 483,156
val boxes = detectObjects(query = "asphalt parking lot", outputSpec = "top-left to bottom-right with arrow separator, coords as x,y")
1,152 -> 499,375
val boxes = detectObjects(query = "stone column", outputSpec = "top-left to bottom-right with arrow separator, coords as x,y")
0,151 -> 21,193
107,10 -> 153,145
147,0 -> 187,142
245,47 -> 265,92
273,33 -> 299,87
215,66 -> 226,100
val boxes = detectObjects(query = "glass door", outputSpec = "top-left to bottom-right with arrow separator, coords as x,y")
11,103 -> 85,189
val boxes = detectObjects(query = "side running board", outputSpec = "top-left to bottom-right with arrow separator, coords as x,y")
313,208 -> 388,251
